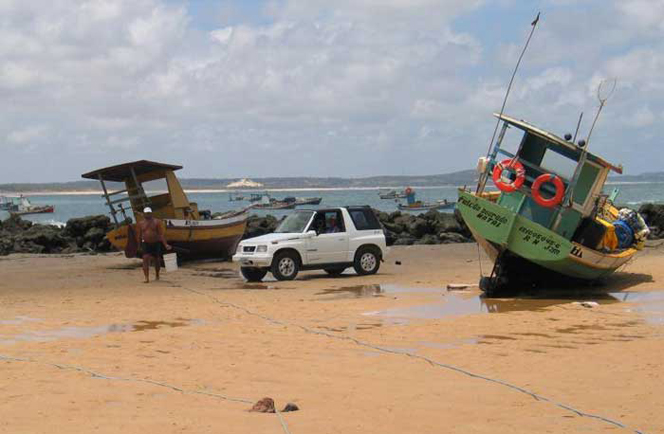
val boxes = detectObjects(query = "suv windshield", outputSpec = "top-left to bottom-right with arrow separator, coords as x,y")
275,211 -> 314,233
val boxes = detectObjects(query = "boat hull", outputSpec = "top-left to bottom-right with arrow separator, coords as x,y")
107,214 -> 247,258
9,206 -> 55,216
457,190 -> 636,280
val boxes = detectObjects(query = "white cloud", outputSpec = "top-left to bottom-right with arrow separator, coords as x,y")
1,0 -> 664,182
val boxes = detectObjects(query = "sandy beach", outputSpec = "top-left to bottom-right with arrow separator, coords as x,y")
1,243 -> 663,433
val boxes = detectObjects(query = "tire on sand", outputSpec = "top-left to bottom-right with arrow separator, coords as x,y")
271,251 -> 300,281
353,246 -> 381,276
240,267 -> 268,282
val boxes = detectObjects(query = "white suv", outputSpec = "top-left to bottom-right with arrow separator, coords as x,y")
233,206 -> 388,281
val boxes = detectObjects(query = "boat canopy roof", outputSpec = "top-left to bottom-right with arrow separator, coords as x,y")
496,114 -> 623,174
81,160 -> 183,182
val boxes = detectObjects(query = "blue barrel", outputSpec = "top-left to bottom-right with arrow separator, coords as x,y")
613,220 -> 634,249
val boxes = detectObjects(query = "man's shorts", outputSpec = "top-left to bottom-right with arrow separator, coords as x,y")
142,241 -> 163,256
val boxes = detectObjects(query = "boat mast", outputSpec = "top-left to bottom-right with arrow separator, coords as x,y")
477,12 -> 541,194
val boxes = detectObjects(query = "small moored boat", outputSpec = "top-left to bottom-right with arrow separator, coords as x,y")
8,195 -> 55,216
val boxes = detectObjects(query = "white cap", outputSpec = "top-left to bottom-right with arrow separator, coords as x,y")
143,207 -> 153,213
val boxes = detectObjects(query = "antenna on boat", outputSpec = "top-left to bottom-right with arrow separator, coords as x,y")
477,12 -> 541,193
572,112 -> 583,143
585,78 -> 617,147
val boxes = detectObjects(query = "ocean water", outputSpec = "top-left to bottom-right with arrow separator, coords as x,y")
1,183 -> 662,226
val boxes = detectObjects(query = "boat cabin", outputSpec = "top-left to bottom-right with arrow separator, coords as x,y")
478,114 -> 623,240
82,160 -> 201,226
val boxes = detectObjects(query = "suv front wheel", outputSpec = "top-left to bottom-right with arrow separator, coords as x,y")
271,251 -> 300,281
354,246 -> 381,275
241,267 -> 268,282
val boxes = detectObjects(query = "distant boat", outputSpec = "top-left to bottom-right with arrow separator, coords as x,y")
283,197 -> 323,206
227,178 -> 264,188
397,188 -> 454,211
228,193 -> 246,202
253,196 -> 297,210
8,195 -> 55,216
248,192 -> 270,202
398,199 -> 455,212
379,189 -> 408,199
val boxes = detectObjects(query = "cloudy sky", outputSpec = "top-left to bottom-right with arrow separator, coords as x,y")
1,0 -> 662,182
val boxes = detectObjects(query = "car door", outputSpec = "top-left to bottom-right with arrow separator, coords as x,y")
305,210 -> 349,264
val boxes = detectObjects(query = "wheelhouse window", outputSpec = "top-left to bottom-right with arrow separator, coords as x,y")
539,148 -> 577,180
275,211 -> 314,233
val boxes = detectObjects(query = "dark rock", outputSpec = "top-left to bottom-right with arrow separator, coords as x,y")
65,215 -> 111,238
438,232 -> 471,244
84,227 -> 106,245
415,234 -> 440,245
407,217 -> 430,238
249,397 -> 275,413
382,221 -> 403,234
2,215 -> 32,233
393,235 -> 416,246
281,403 -> 299,412
639,204 -> 664,239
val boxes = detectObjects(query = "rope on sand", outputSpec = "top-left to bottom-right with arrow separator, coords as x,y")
181,285 -> 647,434
0,354 -> 292,434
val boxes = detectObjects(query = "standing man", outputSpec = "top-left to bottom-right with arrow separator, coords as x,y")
136,207 -> 171,283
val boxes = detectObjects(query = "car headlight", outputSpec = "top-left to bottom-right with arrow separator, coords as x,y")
256,245 -> 268,253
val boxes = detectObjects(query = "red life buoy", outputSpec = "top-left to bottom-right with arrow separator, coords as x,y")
492,159 -> 525,193
531,174 -> 565,208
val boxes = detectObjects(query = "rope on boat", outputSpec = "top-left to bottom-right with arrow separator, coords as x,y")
0,353 -> 292,434
180,285 -> 647,434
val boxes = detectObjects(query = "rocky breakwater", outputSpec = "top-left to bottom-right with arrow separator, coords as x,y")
376,209 -> 473,245
639,203 -> 664,239
0,215 -> 113,256
239,210 -> 473,246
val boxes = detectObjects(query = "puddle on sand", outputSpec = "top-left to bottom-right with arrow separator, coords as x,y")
316,284 -> 441,299
363,286 -> 664,321
0,318 -> 204,345
0,316 -> 40,325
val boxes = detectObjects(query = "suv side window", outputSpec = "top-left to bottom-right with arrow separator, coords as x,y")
349,208 -> 381,230
309,210 -> 345,234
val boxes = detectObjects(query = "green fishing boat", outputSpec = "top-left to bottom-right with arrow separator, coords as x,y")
458,113 -> 649,295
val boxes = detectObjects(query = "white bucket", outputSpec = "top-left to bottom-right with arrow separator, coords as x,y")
163,253 -> 178,273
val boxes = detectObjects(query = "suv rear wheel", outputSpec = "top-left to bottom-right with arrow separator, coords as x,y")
271,251 -> 300,281
240,267 -> 268,282
353,246 -> 380,275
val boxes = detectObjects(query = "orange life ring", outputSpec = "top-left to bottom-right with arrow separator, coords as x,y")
492,159 -> 525,193
531,174 -> 565,208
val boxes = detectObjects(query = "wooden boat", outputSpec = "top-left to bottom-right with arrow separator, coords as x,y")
228,193 -> 246,202
283,196 -> 322,206
7,196 -> 55,216
398,200 -> 455,212
379,189 -> 408,199
397,188 -> 454,211
82,160 -> 247,259
457,114 -> 645,295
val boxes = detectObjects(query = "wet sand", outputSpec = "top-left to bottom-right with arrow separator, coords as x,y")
1,243 -> 663,433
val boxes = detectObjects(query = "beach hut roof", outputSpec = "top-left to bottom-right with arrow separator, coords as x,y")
496,113 -> 623,174
81,160 -> 183,182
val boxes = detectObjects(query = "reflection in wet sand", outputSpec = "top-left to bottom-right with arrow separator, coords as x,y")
0,318 -> 204,345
